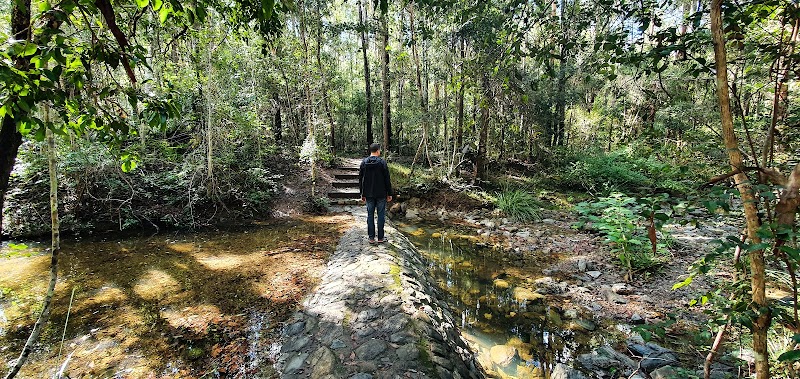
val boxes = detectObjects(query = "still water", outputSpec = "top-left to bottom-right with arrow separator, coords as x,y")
399,222 -> 602,379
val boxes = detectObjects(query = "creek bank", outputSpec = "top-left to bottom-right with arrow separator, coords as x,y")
276,207 -> 483,378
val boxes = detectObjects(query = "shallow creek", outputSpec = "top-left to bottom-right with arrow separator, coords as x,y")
398,222 -> 604,378
0,217 -> 345,378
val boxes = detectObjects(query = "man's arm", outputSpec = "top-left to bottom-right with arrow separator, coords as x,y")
383,161 -> 393,198
359,160 -> 365,197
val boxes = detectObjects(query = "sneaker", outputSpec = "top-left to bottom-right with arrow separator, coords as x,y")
369,239 -> 376,244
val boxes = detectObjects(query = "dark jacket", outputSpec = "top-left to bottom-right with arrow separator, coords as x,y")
359,155 -> 393,198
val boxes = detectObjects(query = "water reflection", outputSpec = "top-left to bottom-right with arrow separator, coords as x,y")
400,223 -> 595,379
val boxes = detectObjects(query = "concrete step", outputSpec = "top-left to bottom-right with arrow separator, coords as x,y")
332,181 -> 360,188
335,173 -> 359,180
328,189 -> 361,199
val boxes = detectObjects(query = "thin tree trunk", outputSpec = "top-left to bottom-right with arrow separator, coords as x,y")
298,0 -> 313,135
456,38 -> 465,151
710,2 -> 769,378
358,0 -> 373,147
762,17 -> 799,168
0,0 -> 32,238
5,126 -> 60,379
380,9 -> 391,154
314,0 -> 336,154
273,93 -> 283,142
474,74 -> 490,182
205,46 -> 214,197
409,4 -> 432,170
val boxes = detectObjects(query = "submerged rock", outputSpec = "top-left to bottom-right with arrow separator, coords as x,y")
513,287 -> 545,303
489,344 -> 518,368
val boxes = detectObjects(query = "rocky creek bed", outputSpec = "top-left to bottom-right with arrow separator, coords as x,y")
384,200 -> 746,379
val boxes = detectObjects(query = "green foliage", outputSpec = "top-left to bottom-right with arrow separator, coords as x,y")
575,193 -> 675,275
302,196 -> 330,215
561,152 -> 652,193
5,138 -> 283,236
494,189 -> 540,222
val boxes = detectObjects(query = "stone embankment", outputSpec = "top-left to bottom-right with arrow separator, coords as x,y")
276,207 -> 483,378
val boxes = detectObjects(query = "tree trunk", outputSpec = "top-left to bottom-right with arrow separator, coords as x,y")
5,126 -> 60,379
298,0 -> 313,135
358,0 -> 373,147
409,4 -> 432,170
273,93 -> 283,142
710,2 -> 770,378
380,10 -> 391,154
474,75 -> 490,182
205,46 -> 214,197
314,0 -> 336,154
456,38 -> 465,151
0,0 -> 32,238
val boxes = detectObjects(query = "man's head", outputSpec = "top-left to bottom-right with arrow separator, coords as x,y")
369,143 -> 381,156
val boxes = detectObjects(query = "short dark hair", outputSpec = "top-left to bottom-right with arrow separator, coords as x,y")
369,143 -> 381,153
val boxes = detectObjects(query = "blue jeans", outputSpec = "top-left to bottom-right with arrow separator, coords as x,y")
366,197 -> 387,240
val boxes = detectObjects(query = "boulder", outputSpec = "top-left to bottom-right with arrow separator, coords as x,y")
600,286 -> 628,304
489,345 -> 518,368
550,363 -> 588,379
650,365 -> 679,379
625,342 -> 678,373
576,346 -> 636,377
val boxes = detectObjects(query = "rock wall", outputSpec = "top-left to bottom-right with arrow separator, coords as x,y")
276,209 -> 484,378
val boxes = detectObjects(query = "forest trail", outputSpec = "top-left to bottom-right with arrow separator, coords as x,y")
276,206 -> 482,379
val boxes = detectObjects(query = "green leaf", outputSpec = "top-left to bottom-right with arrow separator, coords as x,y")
159,5 -> 171,24
39,0 -> 51,12
672,276 -> 693,290
653,212 -> 670,221
778,350 -> 800,362
8,243 -> 28,250
22,42 -> 38,56
121,154 -> 139,172
262,0 -> 274,20
135,0 -> 149,9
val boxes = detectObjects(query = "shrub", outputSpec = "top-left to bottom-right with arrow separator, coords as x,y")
495,190 -> 541,222
574,193 -> 674,278
303,196 -> 330,215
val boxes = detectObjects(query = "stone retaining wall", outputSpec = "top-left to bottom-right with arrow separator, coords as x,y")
276,209 -> 484,378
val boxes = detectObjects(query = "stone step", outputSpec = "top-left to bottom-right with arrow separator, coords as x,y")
328,189 -> 361,199
337,166 -> 360,172
330,199 -> 361,206
332,181 -> 360,188
335,173 -> 359,180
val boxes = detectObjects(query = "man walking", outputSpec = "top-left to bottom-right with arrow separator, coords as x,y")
359,143 -> 393,243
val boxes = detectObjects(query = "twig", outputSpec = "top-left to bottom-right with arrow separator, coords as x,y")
57,287 -> 76,359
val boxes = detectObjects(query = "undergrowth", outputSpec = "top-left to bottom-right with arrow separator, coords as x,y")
495,190 -> 541,222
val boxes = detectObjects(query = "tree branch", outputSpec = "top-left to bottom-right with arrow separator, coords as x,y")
93,0 -> 137,84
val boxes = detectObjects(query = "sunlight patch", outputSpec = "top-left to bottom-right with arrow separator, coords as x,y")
160,304 -> 222,333
192,251 -> 266,270
133,269 -> 181,301
167,243 -> 196,253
